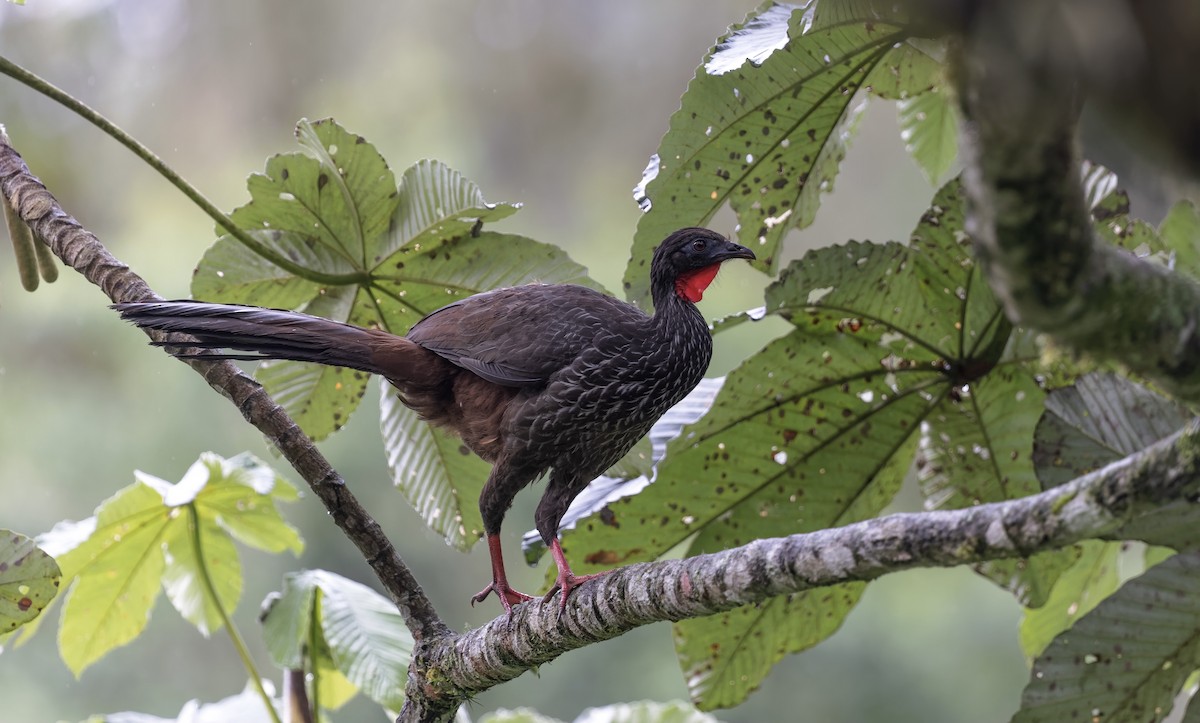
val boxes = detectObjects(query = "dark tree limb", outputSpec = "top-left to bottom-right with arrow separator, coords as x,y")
952,0 -> 1200,402
0,133 -> 448,644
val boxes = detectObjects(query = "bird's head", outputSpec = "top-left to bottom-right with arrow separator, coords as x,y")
651,227 -> 756,304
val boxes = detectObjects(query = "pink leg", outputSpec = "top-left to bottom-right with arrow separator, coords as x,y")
542,538 -> 609,614
471,533 -> 534,617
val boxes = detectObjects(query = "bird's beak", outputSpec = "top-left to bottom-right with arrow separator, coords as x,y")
712,239 -> 756,263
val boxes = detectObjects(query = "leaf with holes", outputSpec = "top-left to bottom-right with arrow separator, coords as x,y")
191,119 -> 599,442
626,1 -> 914,304
673,432 -> 914,709
1014,550 -> 1200,723
0,531 -> 60,635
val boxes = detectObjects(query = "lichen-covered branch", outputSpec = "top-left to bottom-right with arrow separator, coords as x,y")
951,0 -> 1200,402
399,418 -> 1200,722
0,135 -> 448,643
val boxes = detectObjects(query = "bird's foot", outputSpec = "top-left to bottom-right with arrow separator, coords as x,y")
471,580 -> 534,617
542,569 -> 610,615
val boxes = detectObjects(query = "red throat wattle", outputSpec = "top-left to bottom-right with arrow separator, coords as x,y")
675,264 -> 721,302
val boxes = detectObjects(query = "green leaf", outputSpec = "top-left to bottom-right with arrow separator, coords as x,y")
1019,540 -> 1123,659
626,1 -> 908,303
918,366 -> 1074,607
228,118 -> 399,268
677,583 -> 866,710
0,530 -> 60,634
310,617 -> 360,712
1158,200 -> 1200,280
381,387 -> 488,552
674,433 -> 914,709
376,157 -> 521,263
192,229 -> 324,306
315,570 -> 412,712
1032,373 -> 1189,489
261,573 -> 318,670
1014,549 -> 1200,723
261,570 -> 413,712
1031,373 -> 1195,549
865,38 -> 943,99
57,482 -> 170,676
160,509 -> 242,637
53,453 -> 299,675
897,86 -> 958,183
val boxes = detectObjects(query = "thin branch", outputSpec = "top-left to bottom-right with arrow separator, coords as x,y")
951,1 -> 1200,402
399,415 -> 1200,721
0,134 -> 448,643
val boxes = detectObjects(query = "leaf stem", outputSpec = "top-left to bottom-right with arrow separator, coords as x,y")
308,593 -> 323,722
187,506 -> 283,723
0,54 -> 364,287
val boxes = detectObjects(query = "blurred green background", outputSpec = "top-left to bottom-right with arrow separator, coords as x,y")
0,1 -> 1083,721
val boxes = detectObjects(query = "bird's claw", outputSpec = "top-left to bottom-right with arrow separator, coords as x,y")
542,570 -> 607,617
471,580 -> 534,618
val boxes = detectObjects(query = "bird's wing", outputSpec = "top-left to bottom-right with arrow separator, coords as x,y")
406,284 -> 647,388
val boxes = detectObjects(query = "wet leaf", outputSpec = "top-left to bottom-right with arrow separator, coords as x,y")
627,1 -> 912,304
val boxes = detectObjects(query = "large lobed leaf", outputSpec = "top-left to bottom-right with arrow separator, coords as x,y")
626,1 -> 918,304
191,119 -> 602,551
567,178 -> 1066,708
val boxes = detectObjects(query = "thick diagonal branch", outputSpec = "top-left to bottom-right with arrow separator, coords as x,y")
953,1 -> 1200,402
0,136 -> 448,643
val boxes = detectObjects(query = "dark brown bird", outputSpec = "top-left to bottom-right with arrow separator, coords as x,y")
115,228 -> 754,615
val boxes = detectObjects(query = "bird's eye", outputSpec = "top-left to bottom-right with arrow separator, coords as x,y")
691,240 -> 706,251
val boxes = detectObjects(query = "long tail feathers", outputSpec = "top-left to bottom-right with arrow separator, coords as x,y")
113,301 -> 390,376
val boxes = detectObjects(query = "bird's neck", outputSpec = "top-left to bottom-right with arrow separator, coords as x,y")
650,270 -> 710,337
